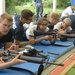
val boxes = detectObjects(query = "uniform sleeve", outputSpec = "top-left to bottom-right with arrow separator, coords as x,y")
45,27 -> 50,32
53,22 -> 62,30
29,26 -> 35,36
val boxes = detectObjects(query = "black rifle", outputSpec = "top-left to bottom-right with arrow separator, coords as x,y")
0,50 -> 64,66
34,30 -> 57,36
60,34 -> 75,38
34,30 -> 73,47
0,50 -> 64,75
34,30 -> 75,38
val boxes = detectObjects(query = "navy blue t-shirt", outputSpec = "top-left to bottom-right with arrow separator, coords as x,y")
68,15 -> 75,29
13,17 -> 24,41
47,22 -> 54,30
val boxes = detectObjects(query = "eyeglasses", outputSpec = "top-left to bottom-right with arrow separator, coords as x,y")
54,18 -> 59,21
1,23 -> 11,29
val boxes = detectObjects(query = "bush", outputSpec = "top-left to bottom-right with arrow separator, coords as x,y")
57,0 -> 71,8
44,0 -> 53,8
6,0 -> 30,14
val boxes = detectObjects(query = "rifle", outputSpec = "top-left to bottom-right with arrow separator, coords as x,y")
0,50 -> 64,66
34,30 -> 74,46
0,50 -> 64,75
34,30 -> 57,36
60,34 -> 75,38
34,30 -> 75,38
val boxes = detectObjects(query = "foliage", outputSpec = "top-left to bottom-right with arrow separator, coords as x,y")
57,0 -> 71,8
44,0 -> 53,8
6,0 -> 71,14
5,0 -> 30,14
44,0 -> 71,8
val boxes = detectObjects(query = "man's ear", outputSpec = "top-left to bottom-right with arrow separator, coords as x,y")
21,18 -> 26,21
21,18 -> 26,23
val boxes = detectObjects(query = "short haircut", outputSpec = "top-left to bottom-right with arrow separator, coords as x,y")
50,12 -> 60,20
0,13 -> 13,23
20,9 -> 34,19
63,18 -> 71,25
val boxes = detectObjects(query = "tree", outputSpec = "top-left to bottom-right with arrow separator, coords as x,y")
57,0 -> 71,8
5,0 -> 31,14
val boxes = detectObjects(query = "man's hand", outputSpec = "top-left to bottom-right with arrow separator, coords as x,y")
11,53 -> 27,64
29,39 -> 35,44
43,35 -> 57,44
58,29 -> 66,34
43,35 -> 53,40
0,57 -> 4,64
9,44 -> 19,51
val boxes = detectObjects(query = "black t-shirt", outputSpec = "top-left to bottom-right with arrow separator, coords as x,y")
0,29 -> 13,48
47,22 -> 54,30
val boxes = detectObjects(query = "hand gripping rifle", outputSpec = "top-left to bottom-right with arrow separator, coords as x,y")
34,30 -> 73,47
59,29 -> 75,46
34,30 -> 75,38
34,29 -> 75,38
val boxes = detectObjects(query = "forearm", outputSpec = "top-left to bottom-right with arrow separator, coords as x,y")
14,39 -> 31,47
4,48 -> 9,51
29,35 -> 51,44
34,37 -> 45,43
0,51 -> 5,54
0,61 -> 15,70
19,41 -> 31,47
4,42 -> 12,50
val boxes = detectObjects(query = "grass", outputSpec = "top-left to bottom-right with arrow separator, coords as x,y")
66,67 -> 75,75
15,4 -> 64,15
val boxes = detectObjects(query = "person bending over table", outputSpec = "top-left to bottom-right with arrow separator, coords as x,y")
25,17 -> 57,44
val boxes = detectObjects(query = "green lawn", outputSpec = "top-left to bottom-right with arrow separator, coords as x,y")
15,4 -> 64,15
66,67 -> 75,75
